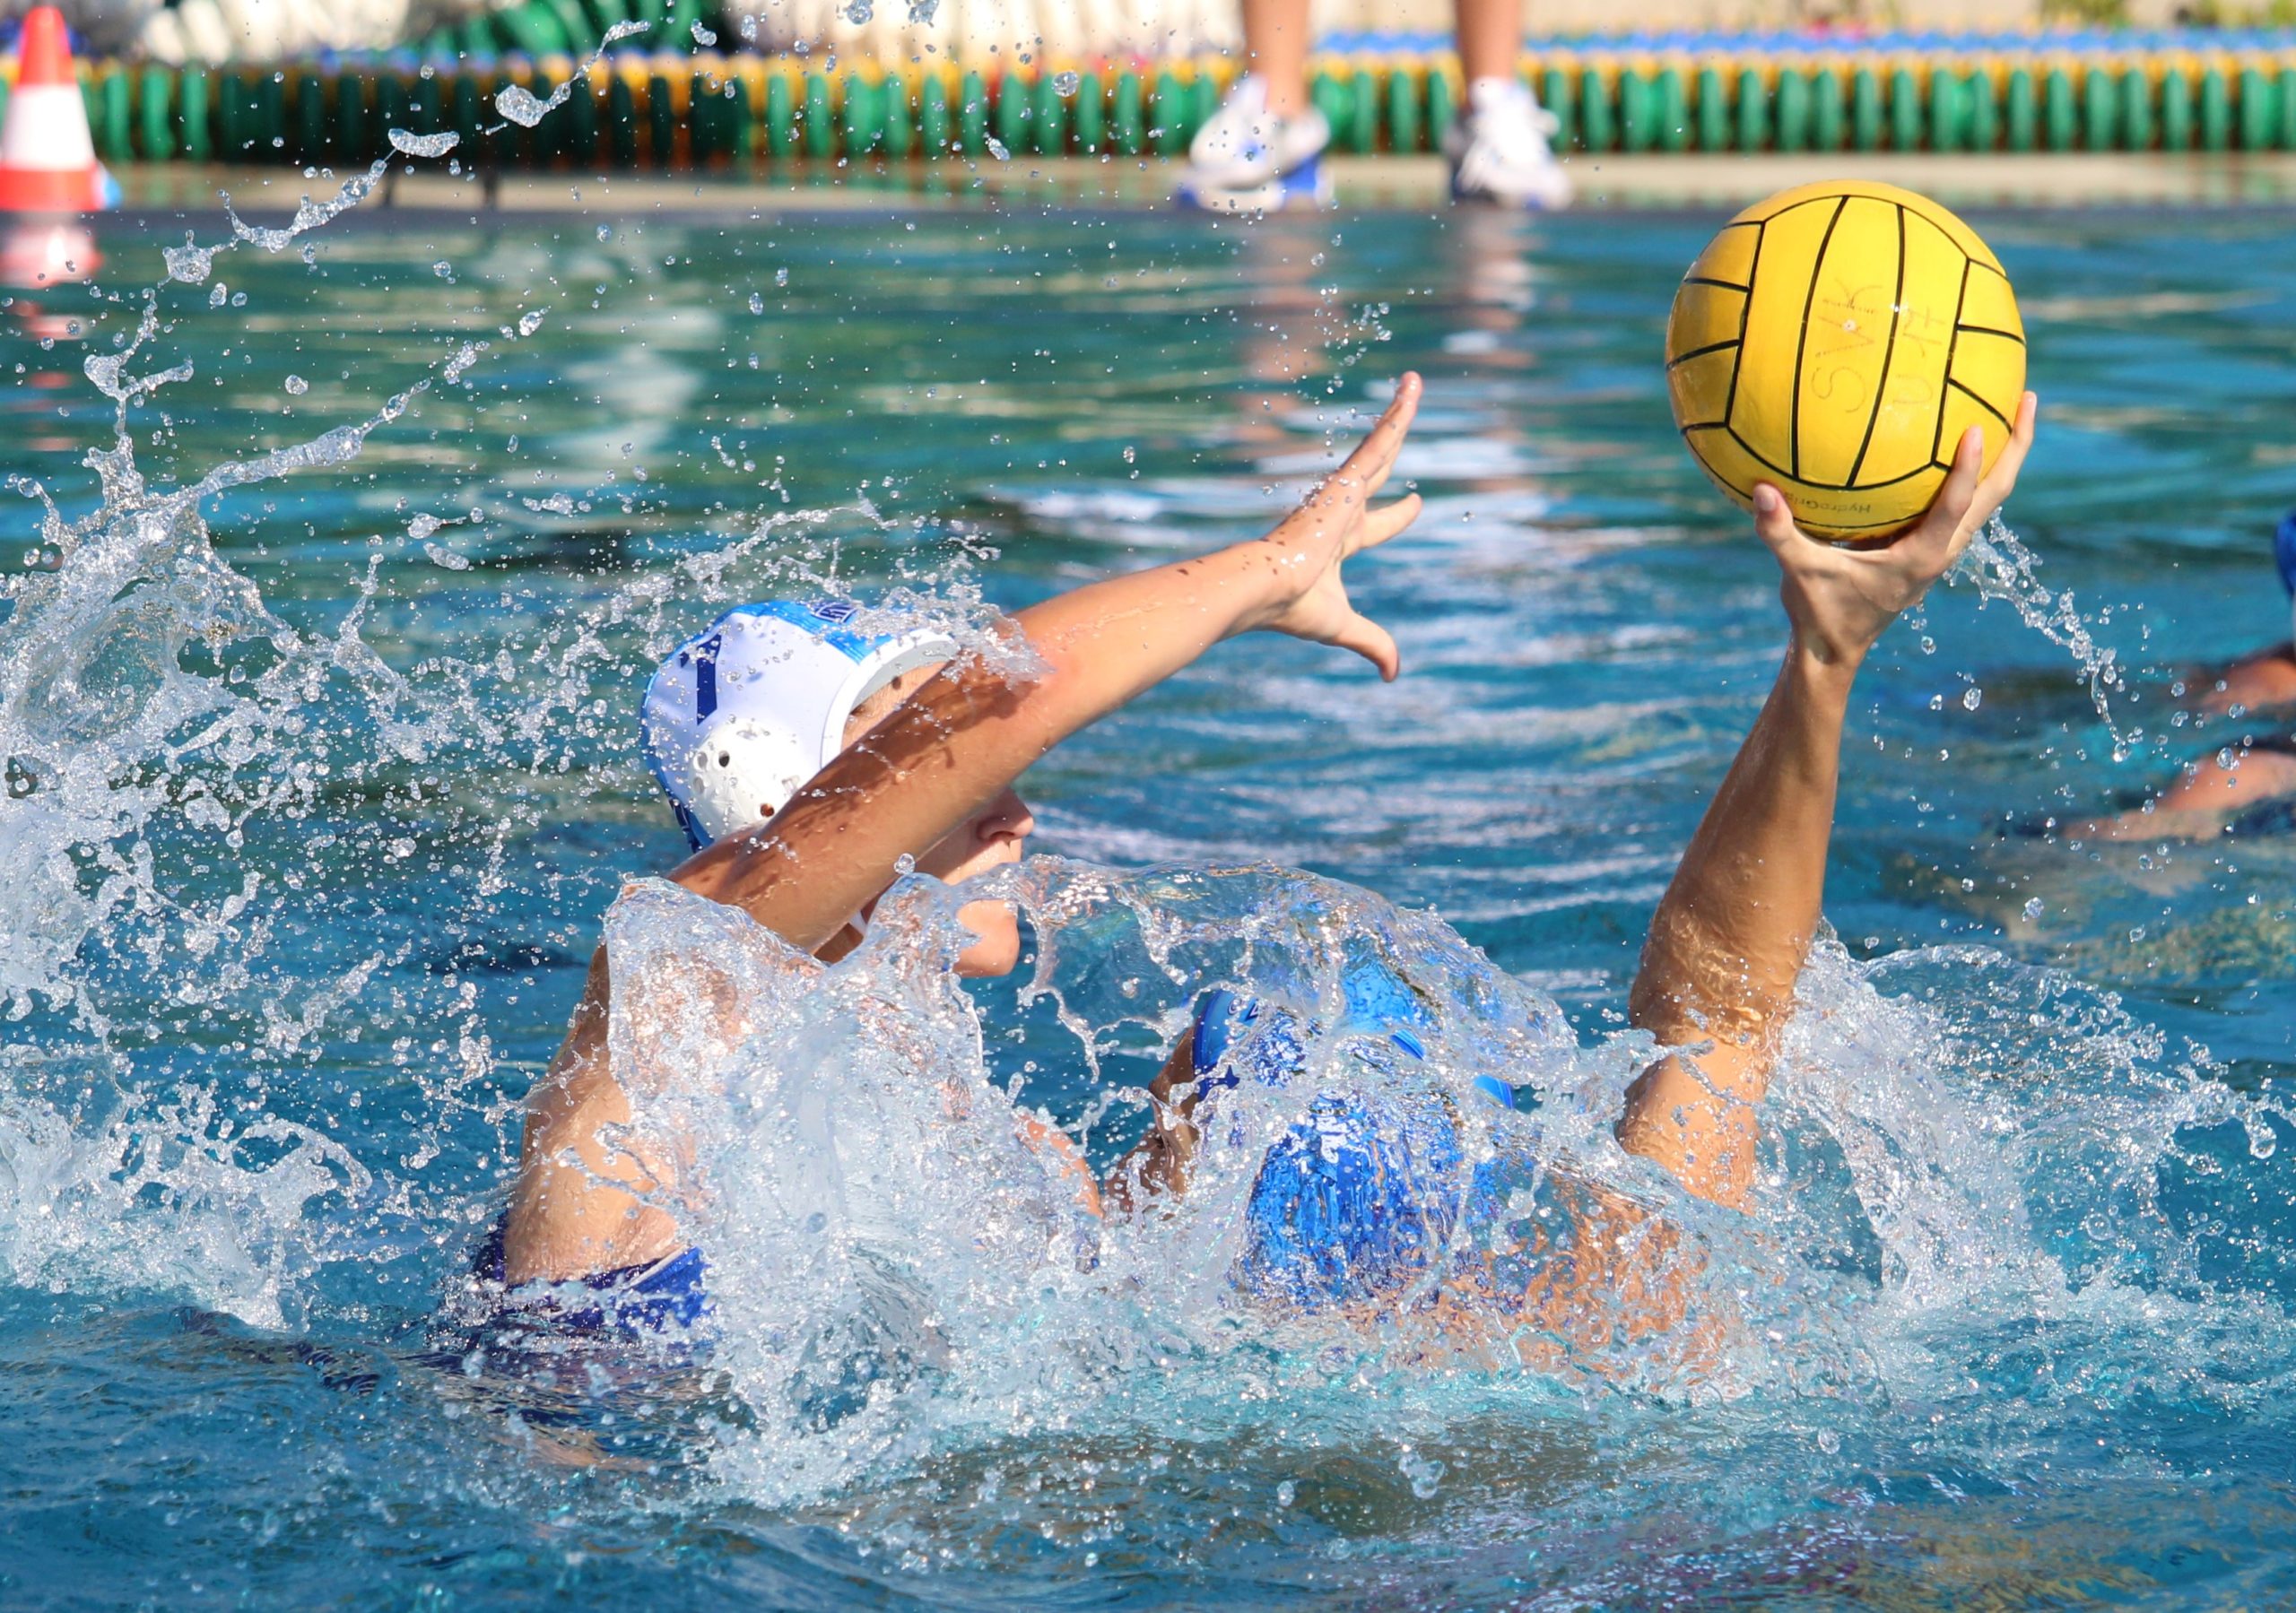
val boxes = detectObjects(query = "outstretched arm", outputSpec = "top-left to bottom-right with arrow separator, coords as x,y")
674,376 -> 1424,951
1619,396 -> 2038,1208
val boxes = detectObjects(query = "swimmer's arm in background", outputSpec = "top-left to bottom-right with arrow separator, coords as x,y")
672,374 -> 1427,958
2194,643 -> 2296,716
1617,397 -> 2038,1210
1102,1033 -> 1205,1210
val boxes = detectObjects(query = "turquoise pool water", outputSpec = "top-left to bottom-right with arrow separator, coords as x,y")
3,186 -> 2296,1606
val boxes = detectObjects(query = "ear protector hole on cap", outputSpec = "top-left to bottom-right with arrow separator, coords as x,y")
680,715 -> 813,846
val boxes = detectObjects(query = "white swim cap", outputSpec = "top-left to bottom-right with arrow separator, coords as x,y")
642,600 -> 957,850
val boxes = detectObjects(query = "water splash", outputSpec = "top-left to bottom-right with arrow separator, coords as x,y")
555,851 -> 2296,1509
0,125 -> 547,1320
0,1083 -> 364,1328
493,21 -> 653,129
4,151 -> 2292,1608
1953,514 -> 2132,755
0,140 -> 1044,1343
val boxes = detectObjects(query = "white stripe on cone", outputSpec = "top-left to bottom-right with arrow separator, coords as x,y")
0,85 -> 98,171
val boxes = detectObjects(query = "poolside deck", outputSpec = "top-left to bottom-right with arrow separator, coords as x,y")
119,152 -> 2296,218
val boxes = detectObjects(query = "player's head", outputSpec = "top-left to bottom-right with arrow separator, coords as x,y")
642,600 -> 1032,975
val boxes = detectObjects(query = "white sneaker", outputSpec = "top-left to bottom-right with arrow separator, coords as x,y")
1176,74 -> 1334,213
1444,80 -> 1572,211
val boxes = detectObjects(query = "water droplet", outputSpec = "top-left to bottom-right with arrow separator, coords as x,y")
2022,897 -> 2045,922
1275,1480 -> 1295,1506
748,291 -> 765,315
431,262 -> 453,280
774,267 -> 788,287
283,375 -> 307,395
492,83 -> 555,128
387,128 -> 460,159
163,243 -> 213,286
1961,686 -> 1983,710
690,19 -> 717,44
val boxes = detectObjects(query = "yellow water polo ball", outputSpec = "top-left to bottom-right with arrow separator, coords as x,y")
1665,179 -> 2026,542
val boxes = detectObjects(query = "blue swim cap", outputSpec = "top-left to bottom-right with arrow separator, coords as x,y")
1238,1089 -> 1465,1311
2276,510 -> 2296,598
1187,959 -> 1516,1312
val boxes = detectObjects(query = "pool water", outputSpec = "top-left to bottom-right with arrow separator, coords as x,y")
4,182 -> 2296,1607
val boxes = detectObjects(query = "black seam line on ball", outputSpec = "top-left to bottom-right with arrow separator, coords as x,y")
1947,377 -> 2013,430
1685,427 -> 1943,522
1934,256 -> 1974,464
1809,510 -> 1937,533
1847,203 -> 1909,489
1788,195 -> 1850,482
1700,421 -> 1950,496
1754,193 -> 1841,228
1666,339 -> 1740,369
1954,325 -> 2026,345
1685,219 -> 1758,284
1678,427 -> 1757,500
1723,422 -> 1796,481
1719,218 -> 1765,429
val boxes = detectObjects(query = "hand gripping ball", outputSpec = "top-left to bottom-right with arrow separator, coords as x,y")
1665,180 -> 2026,542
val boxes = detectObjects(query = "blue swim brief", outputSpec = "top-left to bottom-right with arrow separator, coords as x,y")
470,1219 -> 710,1334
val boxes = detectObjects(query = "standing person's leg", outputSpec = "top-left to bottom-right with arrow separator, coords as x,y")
1242,0 -> 1313,117
1453,0 -> 1520,90
1445,0 -> 1572,209
1177,0 -> 1333,211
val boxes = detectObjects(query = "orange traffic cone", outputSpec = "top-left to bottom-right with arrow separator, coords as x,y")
0,6 -> 117,213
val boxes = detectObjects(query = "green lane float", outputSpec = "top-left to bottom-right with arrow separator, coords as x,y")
1737,67 -> 1769,153
51,40 -> 2296,174
1850,65 -> 1882,150
1655,65 -> 1687,152
1774,65 -> 1809,151
1541,64 -> 1572,151
1889,65 -> 1920,151
1427,68 -> 1456,151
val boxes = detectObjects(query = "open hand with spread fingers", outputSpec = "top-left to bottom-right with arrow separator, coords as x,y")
1245,373 -> 1427,681
1757,391 -> 2039,670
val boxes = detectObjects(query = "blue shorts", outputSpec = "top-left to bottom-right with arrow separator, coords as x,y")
1191,961 -> 1513,1312
470,1220 -> 711,1334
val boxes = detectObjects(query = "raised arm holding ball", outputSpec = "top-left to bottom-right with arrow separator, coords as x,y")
1629,180 -> 2035,1205
1622,399 -> 2038,1208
